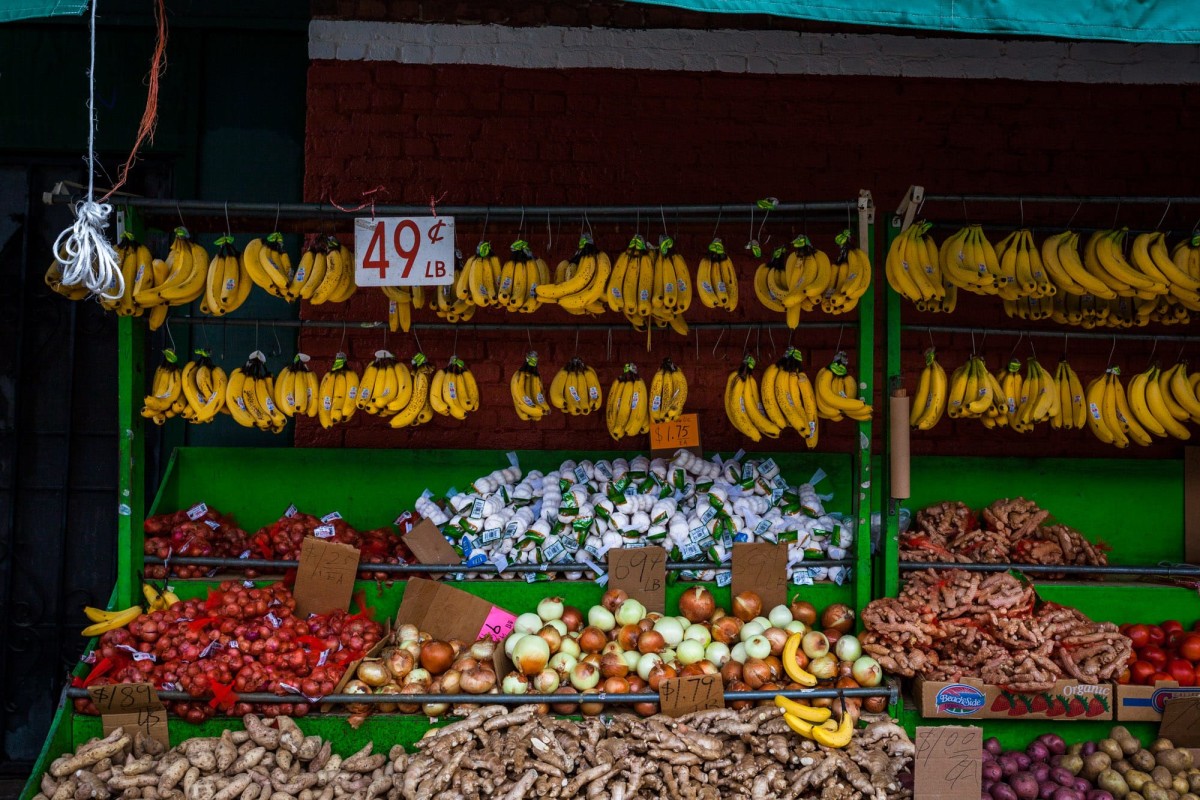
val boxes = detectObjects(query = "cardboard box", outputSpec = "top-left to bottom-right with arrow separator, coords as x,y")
1116,681 -> 1200,721
915,677 -> 1112,721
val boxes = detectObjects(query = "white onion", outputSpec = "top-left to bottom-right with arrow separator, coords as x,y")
538,597 -> 565,622
767,605 -> 793,628
515,613 -> 543,636
740,620 -> 766,642
677,639 -> 705,665
588,605 -> 617,632
653,617 -> 685,648
615,599 -> 647,627
683,624 -> 711,646
704,642 -> 731,667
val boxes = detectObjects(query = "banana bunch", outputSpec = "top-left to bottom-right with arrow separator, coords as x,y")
316,354 -> 361,429
226,352 -> 287,433
821,231 -> 874,314
814,353 -> 873,422
142,582 -> 180,612
943,355 -> 998,422
81,604 -> 143,637
98,233 -> 153,318
724,356 -> 784,442
696,238 -> 738,310
648,358 -> 689,423
776,695 -> 853,748
1123,362 -> 1200,445
938,224 -> 1005,296
435,254 -> 476,323
459,242 -> 503,308
178,349 -> 228,424
1005,356 -> 1061,432
430,357 -> 479,420
910,348 -> 948,430
1051,360 -> 1088,431
550,358 -> 603,415
201,236 -> 251,316
496,240 -> 550,313
764,348 -> 820,446
753,247 -> 790,318
511,352 -> 553,421
305,236 -> 357,305
388,354 -> 436,429
537,236 -> 611,315
243,233 -> 297,301
885,221 -> 950,311
45,255 -> 92,301
357,351 -> 412,416
608,235 -> 655,318
275,353 -> 320,418
141,349 -> 185,425
605,363 -> 649,440
381,286 -> 426,332
994,229 -> 1054,300
154,228 -> 210,307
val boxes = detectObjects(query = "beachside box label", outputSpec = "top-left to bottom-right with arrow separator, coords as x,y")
935,684 -> 986,716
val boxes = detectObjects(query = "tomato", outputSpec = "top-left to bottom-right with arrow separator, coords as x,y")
1130,660 -> 1157,685
1167,629 -> 1185,651
1141,645 -> 1168,670
1127,624 -> 1151,649
1168,659 -> 1196,686
1181,634 -> 1200,663
1152,671 -> 1173,684
1148,626 -> 1167,647
1162,620 -> 1184,635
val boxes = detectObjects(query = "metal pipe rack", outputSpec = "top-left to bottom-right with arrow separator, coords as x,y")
898,562 -> 1200,578
901,324 -> 1198,344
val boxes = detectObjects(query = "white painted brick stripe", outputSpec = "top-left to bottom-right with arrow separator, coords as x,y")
309,20 -> 1200,85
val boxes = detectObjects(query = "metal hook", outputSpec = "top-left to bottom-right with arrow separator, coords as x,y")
606,328 -> 612,362
583,211 -> 593,240
1157,200 -> 1172,231
712,205 -> 723,240
767,324 -> 777,359
412,325 -> 423,355
223,201 -> 231,238
1112,201 -> 1122,229
1147,336 -> 1159,368
527,326 -> 534,352
451,325 -> 459,359
1065,201 -> 1083,230
927,327 -> 935,350
273,203 -> 281,232
1007,331 -> 1025,360
962,198 -> 970,225
165,320 -> 176,352
1028,336 -> 1037,362
1107,335 -> 1117,368
1061,332 -> 1068,360
711,326 -> 726,357
481,207 -> 490,243
176,200 -> 185,228
741,326 -> 753,357
546,211 -> 552,253
574,327 -> 580,357
834,323 -> 846,354
969,330 -> 976,357
660,205 -> 668,236
518,206 -> 525,237
1019,197 -> 1024,228
271,322 -> 282,358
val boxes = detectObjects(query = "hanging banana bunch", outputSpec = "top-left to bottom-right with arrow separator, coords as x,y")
550,358 -> 602,416
938,224 -> 1003,296
1003,356 -> 1060,432
388,353 -> 436,429
821,230 -> 873,314
753,246 -> 790,323
460,241 -> 501,308
511,352 -> 553,422
941,354 -> 1002,426
814,352 -> 873,422
605,363 -> 649,440
608,235 -> 655,325
643,236 -> 691,335
381,285 -> 426,332
45,253 -> 92,302
226,351 -> 288,433
242,232 -> 295,301
697,238 -> 738,310
98,233 -> 151,317
723,355 -> 782,442
885,222 -> 950,311
275,353 -> 319,419
357,351 -> 406,416
179,349 -> 227,424
910,348 -> 948,431
307,236 -> 357,305
430,356 -> 479,420
153,228 -> 209,308
497,239 -> 549,313
648,358 -> 688,423
436,252 -> 475,323
142,349 -> 184,425
315,353 -> 360,429
537,236 -> 610,315
1051,359 -> 1087,431
764,348 -> 819,446
201,236 -> 251,317
289,238 -> 327,302
1122,361 -> 1198,446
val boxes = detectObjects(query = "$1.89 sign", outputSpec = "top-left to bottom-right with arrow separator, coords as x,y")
354,216 -> 456,286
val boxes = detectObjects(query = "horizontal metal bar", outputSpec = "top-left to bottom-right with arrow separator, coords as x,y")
901,324 -> 1197,344
146,555 -> 853,574
899,561 -> 1200,577
162,317 -> 855,333
47,195 -> 859,222
921,194 -> 1200,206
65,684 -> 895,706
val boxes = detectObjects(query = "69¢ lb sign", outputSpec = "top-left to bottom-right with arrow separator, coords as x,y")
354,216 -> 456,286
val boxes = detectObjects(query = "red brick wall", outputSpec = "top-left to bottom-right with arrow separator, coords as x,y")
301,61 -> 1200,458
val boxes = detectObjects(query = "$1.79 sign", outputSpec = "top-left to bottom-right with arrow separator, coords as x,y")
354,216 -> 456,286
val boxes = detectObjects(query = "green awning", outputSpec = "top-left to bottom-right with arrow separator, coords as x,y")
631,0 -> 1200,44
1,0 -> 87,23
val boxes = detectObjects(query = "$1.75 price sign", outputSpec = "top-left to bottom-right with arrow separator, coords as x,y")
649,412 -> 701,457
354,216 -> 455,287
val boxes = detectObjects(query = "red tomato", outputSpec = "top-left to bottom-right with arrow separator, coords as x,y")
1127,624 -> 1151,649
1162,620 -> 1184,635
1168,629 -> 1185,651
1130,660 -> 1157,685
1168,659 -> 1195,686
1148,626 -> 1167,647
1152,671 -> 1173,684
1181,634 -> 1200,663
1142,645 -> 1168,670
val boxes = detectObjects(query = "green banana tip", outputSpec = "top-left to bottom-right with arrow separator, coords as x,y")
756,197 -> 778,211
476,242 -> 492,258
163,349 -> 178,363
511,239 -> 528,252
835,230 -> 851,246
174,227 -> 190,239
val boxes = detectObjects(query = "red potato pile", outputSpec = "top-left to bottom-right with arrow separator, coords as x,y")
144,507 -> 416,581
1120,619 -> 1200,687
72,581 -> 383,722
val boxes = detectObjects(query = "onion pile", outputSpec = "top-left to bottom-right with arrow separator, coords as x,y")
143,507 -> 249,579
72,581 -> 383,723
499,589 -> 884,718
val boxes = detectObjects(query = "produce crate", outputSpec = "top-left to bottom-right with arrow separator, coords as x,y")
1115,681 -> 1200,722
913,677 -> 1112,721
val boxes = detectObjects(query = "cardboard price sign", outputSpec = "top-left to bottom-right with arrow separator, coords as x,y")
915,726 -> 982,800
649,413 -> 701,457
294,538 -> 361,617
88,683 -> 169,747
732,543 -> 788,610
659,674 -> 724,717
1161,697 -> 1200,746
354,217 -> 455,286
403,519 -> 461,567
607,546 -> 666,612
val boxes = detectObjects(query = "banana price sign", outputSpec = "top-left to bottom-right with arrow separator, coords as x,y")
354,216 -> 455,286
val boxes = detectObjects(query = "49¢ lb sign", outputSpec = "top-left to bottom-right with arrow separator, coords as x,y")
354,216 -> 456,286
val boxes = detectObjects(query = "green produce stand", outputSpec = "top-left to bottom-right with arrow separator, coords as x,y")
881,189 -> 1200,748
24,198 -> 880,800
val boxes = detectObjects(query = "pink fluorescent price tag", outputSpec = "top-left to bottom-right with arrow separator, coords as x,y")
477,606 -> 517,642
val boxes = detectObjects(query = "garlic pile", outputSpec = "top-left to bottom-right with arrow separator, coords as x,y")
412,449 -> 852,584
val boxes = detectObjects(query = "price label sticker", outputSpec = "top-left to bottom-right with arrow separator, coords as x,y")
88,683 -> 169,747
758,457 -> 778,476
186,503 -> 208,521
596,462 -> 613,480
204,519 -> 221,530
688,526 -> 709,544
608,545 -> 666,612
490,553 -> 510,573
354,216 -> 456,286
477,606 -> 517,642
480,527 -> 502,545
741,463 -> 755,482
313,525 -> 336,539
503,520 -> 520,539
700,506 -> 718,524
320,511 -> 342,523
574,465 -> 589,484
733,542 -> 788,609
284,504 -> 298,518
650,413 -> 701,457
470,498 -> 485,519
680,541 -> 703,559
542,539 -> 567,562
721,530 -> 734,550
792,569 -> 814,586
716,570 -> 733,587
659,674 -> 724,717
915,727 -> 982,800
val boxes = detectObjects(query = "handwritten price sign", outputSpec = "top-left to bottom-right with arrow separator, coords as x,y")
649,413 -> 701,457
608,546 -> 666,612
732,543 -> 788,609
915,726 -> 981,800
659,674 -> 724,717
88,683 -> 169,747
354,217 -> 455,286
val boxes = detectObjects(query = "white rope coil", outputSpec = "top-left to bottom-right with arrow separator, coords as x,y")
53,200 -> 122,299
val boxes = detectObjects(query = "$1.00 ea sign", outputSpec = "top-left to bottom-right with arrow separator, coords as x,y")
354,216 -> 455,286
